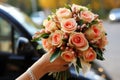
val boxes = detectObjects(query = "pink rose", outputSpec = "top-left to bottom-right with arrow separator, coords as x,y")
61,50 -> 75,62
56,8 -> 72,19
42,38 -> 53,51
69,32 -> 89,51
43,19 -> 58,32
83,47 -> 96,62
84,23 -> 105,42
80,11 -> 94,23
51,30 -> 63,47
61,18 -> 77,33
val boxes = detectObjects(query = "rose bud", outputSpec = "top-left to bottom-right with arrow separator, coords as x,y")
82,47 -> 96,62
32,30 -> 45,40
61,50 -> 76,62
60,46 -> 65,50
69,32 -> 89,51
40,29 -> 45,33
61,18 -> 77,33
63,33 -> 69,39
65,47 -> 69,50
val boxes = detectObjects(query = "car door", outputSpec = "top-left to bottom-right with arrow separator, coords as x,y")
0,17 -> 23,54
0,15 -> 24,78
0,15 -> 37,80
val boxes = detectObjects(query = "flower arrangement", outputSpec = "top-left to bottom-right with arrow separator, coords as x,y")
32,4 -> 108,80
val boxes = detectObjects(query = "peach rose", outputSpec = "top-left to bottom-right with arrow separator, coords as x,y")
71,4 -> 88,12
43,19 -> 58,32
42,38 -> 53,51
84,23 -> 105,42
80,11 -> 94,23
56,8 -> 72,19
69,32 -> 89,51
61,18 -> 77,33
97,35 -> 108,48
51,30 -> 63,47
83,47 -> 96,62
61,50 -> 76,62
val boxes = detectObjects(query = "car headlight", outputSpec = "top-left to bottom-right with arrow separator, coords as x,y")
109,14 -> 116,21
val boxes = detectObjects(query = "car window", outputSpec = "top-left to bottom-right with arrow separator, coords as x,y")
0,17 -> 21,54
0,17 -> 12,53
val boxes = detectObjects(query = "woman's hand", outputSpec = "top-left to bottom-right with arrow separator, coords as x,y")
39,50 -> 69,73
16,49 -> 69,80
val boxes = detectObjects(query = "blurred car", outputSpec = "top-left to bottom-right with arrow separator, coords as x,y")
30,11 -> 45,26
109,8 -> 120,21
0,3 -> 112,80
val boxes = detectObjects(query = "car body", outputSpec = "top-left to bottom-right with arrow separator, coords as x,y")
109,8 -> 120,21
0,3 -> 112,80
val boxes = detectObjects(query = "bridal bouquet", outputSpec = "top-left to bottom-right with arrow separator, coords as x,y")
32,4 -> 108,80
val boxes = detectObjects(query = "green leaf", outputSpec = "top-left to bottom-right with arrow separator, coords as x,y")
90,43 -> 105,60
86,23 -> 90,28
47,16 -> 51,21
86,4 -> 92,11
40,33 -> 50,39
76,65 -> 80,74
62,39 -> 68,43
91,20 -> 99,25
50,48 -> 62,62
76,57 -> 82,68
105,33 -> 107,35
95,48 -> 105,60
40,25 -> 45,28
87,20 -> 99,28
51,9 -> 56,13
77,20 -> 84,25
80,8 -> 84,11
65,4 -> 72,11
89,61 -> 94,65
64,71 -> 67,80
31,37 -> 40,42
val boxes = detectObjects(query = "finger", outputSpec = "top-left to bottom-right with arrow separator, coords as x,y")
61,66 -> 69,71
63,64 -> 69,67
58,57 -> 70,65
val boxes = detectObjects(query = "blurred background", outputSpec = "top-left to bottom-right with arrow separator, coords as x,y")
1,0 -> 120,19
1,0 -> 120,24
0,0 -> 120,80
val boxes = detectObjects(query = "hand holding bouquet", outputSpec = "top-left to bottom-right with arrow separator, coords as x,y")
32,4 -> 108,80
